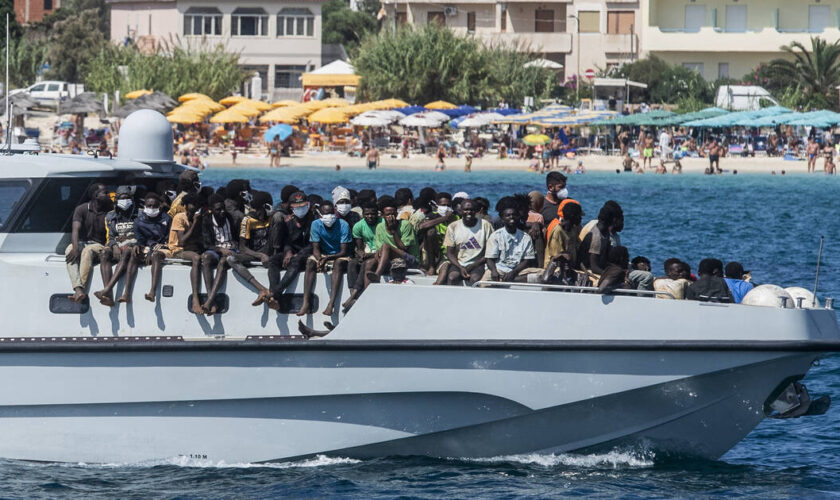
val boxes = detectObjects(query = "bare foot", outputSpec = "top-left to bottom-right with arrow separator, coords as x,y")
93,290 -> 114,307
366,271 -> 381,284
117,295 -> 130,304
323,306 -> 334,316
190,301 -> 203,314
296,303 -> 310,316
144,292 -> 155,302
266,297 -> 280,311
251,290 -> 270,306
342,298 -> 356,313
68,290 -> 87,303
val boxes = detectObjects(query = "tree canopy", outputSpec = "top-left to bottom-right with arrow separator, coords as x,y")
765,37 -> 840,109
322,0 -> 379,55
354,24 -> 555,106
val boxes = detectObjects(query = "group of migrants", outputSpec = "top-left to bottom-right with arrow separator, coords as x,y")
64,170 -> 754,315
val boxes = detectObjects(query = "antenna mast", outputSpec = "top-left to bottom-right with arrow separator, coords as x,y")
5,12 -> 10,154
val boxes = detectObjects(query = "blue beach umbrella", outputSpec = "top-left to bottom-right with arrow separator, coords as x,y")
393,105 -> 426,115
264,124 -> 293,142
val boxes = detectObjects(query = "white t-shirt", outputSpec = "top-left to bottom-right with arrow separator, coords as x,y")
443,218 -> 494,266
486,227 -> 536,273
659,131 -> 671,148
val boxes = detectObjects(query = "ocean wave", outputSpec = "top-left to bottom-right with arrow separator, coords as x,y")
67,455 -> 361,470
462,451 -> 655,468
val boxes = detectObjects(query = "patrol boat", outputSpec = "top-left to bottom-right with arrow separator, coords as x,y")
0,110 -> 835,464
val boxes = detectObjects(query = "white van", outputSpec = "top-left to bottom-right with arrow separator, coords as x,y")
8,81 -> 70,108
716,85 -> 779,111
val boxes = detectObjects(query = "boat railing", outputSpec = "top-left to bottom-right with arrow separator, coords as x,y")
471,281 -> 677,300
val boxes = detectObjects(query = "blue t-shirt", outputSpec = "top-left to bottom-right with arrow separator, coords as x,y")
310,218 -> 351,254
724,278 -> 754,304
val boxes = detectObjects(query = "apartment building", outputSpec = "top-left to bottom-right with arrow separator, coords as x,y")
107,0 -> 325,100
383,0 -> 641,81
641,1 -> 840,81
14,0 -> 60,24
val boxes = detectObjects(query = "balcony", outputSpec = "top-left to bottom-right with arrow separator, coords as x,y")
644,26 -> 840,53
477,31 -> 572,52
603,33 -> 638,54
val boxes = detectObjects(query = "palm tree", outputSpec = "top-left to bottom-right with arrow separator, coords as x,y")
767,37 -> 840,109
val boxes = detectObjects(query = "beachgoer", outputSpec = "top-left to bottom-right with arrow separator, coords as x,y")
435,143 -> 446,171
723,261 -> 754,304
464,153 -> 473,172
134,193 -> 173,302
623,153 -> 638,172
685,258 -> 734,302
299,200 -> 352,316
709,139 -> 722,174
366,145 -> 380,169
269,137 -> 281,167
807,137 -> 819,173
643,133 -> 654,169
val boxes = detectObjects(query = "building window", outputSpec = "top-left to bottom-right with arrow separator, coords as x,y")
232,7 -> 268,36
683,62 -> 704,75
578,11 -> 600,33
684,5 -> 706,31
718,62 -> 729,79
43,0 -> 52,10
277,8 -> 314,37
725,5 -> 746,33
427,11 -> 445,25
275,65 -> 306,89
500,8 -> 506,32
183,7 -> 222,36
467,11 -> 476,33
809,5 -> 830,32
607,11 -> 634,34
535,9 -> 554,33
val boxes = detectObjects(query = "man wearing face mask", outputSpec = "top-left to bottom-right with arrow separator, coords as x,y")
268,191 -> 314,308
541,172 -> 568,224
332,185 -> 361,302
167,170 -> 201,218
66,183 -> 113,303
94,185 -> 140,306
133,193 -> 173,302
229,191 -> 275,306
298,199 -> 352,316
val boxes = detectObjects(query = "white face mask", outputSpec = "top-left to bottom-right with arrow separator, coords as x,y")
558,188 -> 569,199
336,202 -> 352,216
116,199 -> 133,211
321,213 -> 337,228
144,207 -> 160,217
292,204 -> 310,219
241,191 -> 253,203
165,190 -> 177,201
437,205 -> 453,216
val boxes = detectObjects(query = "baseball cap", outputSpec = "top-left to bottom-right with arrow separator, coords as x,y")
390,258 -> 406,269
289,191 -> 308,206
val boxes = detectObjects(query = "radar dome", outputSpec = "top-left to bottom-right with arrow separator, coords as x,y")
742,284 -> 794,308
784,287 -> 821,308
117,109 -> 173,164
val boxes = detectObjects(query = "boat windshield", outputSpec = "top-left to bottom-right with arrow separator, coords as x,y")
0,181 -> 30,231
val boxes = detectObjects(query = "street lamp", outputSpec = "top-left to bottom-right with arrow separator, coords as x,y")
568,14 -> 579,104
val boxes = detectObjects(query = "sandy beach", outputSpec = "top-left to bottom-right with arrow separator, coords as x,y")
206,149 -> 818,174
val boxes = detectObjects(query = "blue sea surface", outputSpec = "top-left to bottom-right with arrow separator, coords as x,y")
8,168 -> 840,498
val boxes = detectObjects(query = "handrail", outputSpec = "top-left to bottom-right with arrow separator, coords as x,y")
471,281 -> 676,300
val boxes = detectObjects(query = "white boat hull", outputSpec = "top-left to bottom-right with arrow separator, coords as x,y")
0,344 -> 820,463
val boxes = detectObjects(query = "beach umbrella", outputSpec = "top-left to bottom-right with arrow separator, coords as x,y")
130,91 -> 178,112
219,95 -> 247,106
308,107 -> 349,124
0,92 -> 38,114
176,99 -> 224,113
209,108 -> 250,124
259,106 -> 308,123
425,100 -> 457,109
399,114 -> 445,127
379,98 -> 409,108
167,110 -> 205,124
301,100 -> 330,112
421,111 -> 450,122
238,98 -> 272,111
58,92 -> 104,115
178,93 -> 212,103
272,99 -> 300,108
440,104 -> 477,118
228,103 -> 262,117
394,105 -> 426,115
319,97 -> 350,107
125,89 -> 152,100
264,124 -> 294,142
367,109 -> 405,121
522,134 -> 551,145
351,114 -> 392,126
457,112 -> 505,128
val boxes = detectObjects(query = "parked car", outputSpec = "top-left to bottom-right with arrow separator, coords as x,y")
8,81 -> 70,108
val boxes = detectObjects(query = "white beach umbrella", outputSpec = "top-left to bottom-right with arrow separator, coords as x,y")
399,113 -> 446,127
366,109 -> 405,121
351,114 -> 392,126
422,111 -> 450,122
457,112 -> 505,128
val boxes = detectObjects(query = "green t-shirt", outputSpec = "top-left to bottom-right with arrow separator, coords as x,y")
351,217 -> 381,253
374,219 -> 421,260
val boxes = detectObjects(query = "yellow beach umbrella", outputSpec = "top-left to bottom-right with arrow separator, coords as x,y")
220,95 -> 247,106
522,134 -> 551,146
240,99 -> 272,111
301,100 -> 330,112
228,103 -> 263,117
167,111 -> 205,124
425,100 -> 457,109
178,99 -> 224,113
259,106 -> 308,123
272,99 -> 300,108
178,93 -> 212,103
125,89 -> 152,100
319,97 -> 350,107
381,98 -> 409,108
308,107 -> 349,124
210,108 -> 250,124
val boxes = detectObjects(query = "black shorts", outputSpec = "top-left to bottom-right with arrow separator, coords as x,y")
709,154 -> 719,163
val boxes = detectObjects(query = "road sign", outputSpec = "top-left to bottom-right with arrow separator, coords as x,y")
584,69 -> 596,79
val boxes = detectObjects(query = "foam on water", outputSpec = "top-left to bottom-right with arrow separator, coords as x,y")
463,451 -> 655,468
66,455 -> 361,470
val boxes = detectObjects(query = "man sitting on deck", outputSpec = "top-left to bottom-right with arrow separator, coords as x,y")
367,196 -> 421,284
229,191 -> 275,307
723,261 -> 754,304
200,194 -> 239,315
438,199 -> 494,286
66,183 -> 112,303
653,258 -> 691,300
268,192 -> 314,306
166,193 -> 206,314
685,258 -> 734,303
483,197 -> 538,283
94,186 -> 139,306
133,192 -> 172,302
298,200 -> 352,316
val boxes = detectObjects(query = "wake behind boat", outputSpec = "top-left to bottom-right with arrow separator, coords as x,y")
0,110 -> 836,464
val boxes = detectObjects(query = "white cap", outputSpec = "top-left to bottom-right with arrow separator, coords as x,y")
453,191 -> 470,200
332,185 -> 351,204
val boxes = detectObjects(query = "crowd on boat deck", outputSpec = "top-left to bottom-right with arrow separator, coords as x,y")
64,170 -> 755,315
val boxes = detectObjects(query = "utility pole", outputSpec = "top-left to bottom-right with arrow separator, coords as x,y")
568,14 -> 579,104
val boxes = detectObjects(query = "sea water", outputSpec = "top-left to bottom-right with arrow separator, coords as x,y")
5,168 -> 840,498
